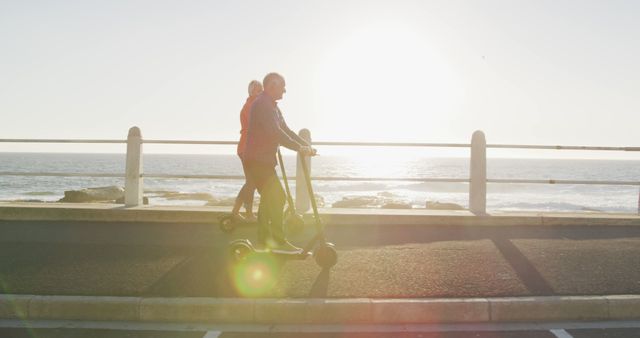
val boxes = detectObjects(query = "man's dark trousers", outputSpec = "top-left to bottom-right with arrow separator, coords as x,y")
247,163 -> 286,245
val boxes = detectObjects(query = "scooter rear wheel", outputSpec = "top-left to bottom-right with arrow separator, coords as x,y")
313,243 -> 338,268
230,241 -> 253,262
219,215 -> 236,233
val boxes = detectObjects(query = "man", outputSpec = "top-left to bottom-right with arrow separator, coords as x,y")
243,72 -> 315,253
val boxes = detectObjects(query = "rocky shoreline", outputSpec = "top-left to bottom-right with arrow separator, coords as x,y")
7,186 -> 468,210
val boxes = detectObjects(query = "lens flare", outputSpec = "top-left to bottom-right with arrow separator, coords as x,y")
232,253 -> 278,297
252,268 -> 263,281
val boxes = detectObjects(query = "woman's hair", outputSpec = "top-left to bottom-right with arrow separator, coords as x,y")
248,80 -> 263,96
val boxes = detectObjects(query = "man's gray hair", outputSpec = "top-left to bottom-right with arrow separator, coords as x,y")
263,72 -> 284,88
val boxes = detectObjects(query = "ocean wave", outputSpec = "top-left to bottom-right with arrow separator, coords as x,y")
405,182 -> 468,193
492,201 -> 596,212
314,182 -> 390,192
331,194 -> 414,208
2,199 -> 46,203
159,192 -> 216,201
23,191 -> 57,196
144,189 -> 177,194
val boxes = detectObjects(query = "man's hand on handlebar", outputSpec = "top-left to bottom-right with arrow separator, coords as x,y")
299,146 -> 317,157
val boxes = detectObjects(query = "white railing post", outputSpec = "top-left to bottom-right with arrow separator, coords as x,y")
469,130 -> 487,215
125,126 -> 143,207
296,128 -> 312,213
637,188 -> 639,215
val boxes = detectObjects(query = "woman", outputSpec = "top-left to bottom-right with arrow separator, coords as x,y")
231,80 -> 263,223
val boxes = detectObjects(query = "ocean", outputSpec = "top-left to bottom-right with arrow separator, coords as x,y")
1,152 -> 639,213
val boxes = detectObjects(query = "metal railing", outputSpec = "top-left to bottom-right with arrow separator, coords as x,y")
1,126 -> 639,214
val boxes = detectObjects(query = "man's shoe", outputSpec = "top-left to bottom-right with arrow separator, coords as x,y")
271,240 -> 303,254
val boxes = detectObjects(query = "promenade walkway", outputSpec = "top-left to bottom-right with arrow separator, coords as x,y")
2,203 -> 640,325
1,202 -> 640,299
1,235 -> 640,299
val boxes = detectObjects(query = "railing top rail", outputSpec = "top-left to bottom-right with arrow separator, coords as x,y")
141,140 -> 470,147
1,138 -> 639,152
487,144 -> 640,151
142,140 -> 238,145
0,171 -> 123,178
0,139 -> 125,144
143,140 -> 472,147
311,141 -> 470,147
488,178 -> 640,186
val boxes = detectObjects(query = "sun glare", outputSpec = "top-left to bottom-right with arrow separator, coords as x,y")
316,21 -> 463,140
232,255 -> 278,297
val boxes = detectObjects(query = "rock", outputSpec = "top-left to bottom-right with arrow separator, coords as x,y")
377,191 -> 396,198
313,195 -> 325,208
206,197 -> 240,207
332,195 -> 411,209
144,189 -> 173,194
332,196 -> 380,208
114,196 -> 149,205
425,201 -> 465,210
381,202 -> 412,209
58,186 -> 124,203
161,192 -> 215,201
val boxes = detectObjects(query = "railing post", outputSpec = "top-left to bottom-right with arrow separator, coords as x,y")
296,128 -> 312,213
125,126 -> 143,207
469,130 -> 487,215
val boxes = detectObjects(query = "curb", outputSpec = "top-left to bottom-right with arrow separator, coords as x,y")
1,203 -> 639,226
1,295 -> 639,324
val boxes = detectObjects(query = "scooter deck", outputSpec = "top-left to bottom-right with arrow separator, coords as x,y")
230,239 -> 311,259
252,248 -> 311,259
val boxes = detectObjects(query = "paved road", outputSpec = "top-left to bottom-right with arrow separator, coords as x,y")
2,324 -> 640,337
1,222 -> 640,298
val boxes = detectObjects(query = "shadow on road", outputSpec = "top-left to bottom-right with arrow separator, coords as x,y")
308,268 -> 331,298
492,237 -> 554,295
327,225 -> 640,249
144,249 -> 238,297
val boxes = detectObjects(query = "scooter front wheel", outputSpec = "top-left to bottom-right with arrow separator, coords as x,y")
313,243 -> 337,268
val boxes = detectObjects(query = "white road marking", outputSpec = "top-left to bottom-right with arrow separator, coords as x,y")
550,329 -> 574,338
202,331 -> 221,338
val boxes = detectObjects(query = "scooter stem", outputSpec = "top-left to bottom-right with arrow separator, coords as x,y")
299,155 -> 323,231
277,148 -> 296,213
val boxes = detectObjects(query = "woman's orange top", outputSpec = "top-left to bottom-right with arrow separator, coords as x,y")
237,95 -> 258,157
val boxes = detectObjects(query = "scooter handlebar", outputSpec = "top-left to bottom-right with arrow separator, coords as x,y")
298,146 -> 318,157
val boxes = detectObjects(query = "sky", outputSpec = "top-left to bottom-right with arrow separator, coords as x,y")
1,0 -> 639,158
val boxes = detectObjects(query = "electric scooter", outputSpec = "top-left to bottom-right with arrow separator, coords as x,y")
228,150 -> 338,269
